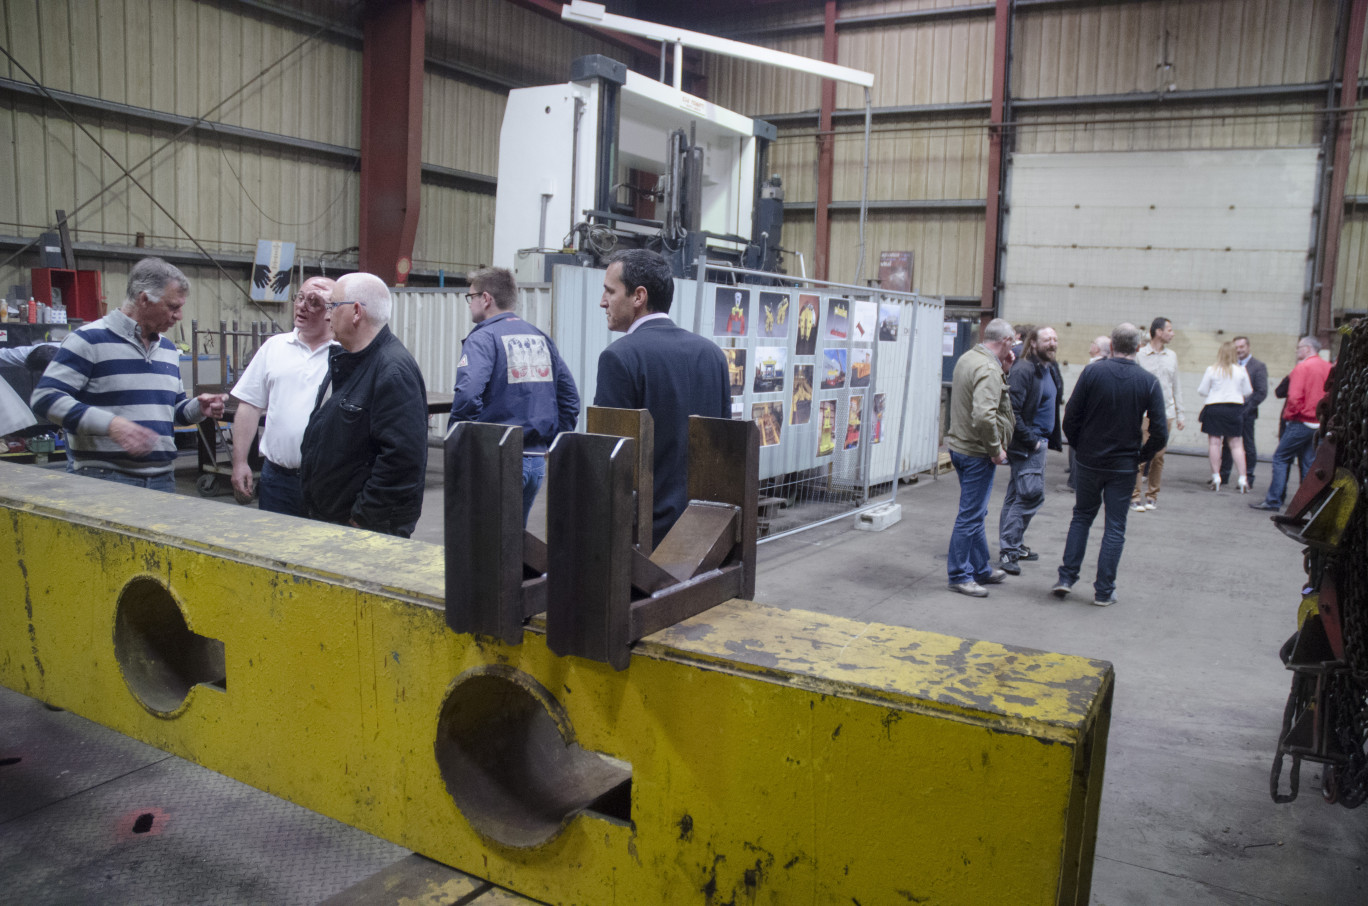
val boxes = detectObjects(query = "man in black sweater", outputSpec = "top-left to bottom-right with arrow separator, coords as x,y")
1053,323 -> 1167,606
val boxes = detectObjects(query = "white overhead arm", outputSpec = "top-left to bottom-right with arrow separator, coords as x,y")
562,1 -> 876,89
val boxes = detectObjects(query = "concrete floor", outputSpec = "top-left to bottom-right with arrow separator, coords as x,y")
3,447 -> 1366,904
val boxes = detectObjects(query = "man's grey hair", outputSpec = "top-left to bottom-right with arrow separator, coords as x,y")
338,272 -> 393,325
124,257 -> 189,305
983,317 -> 1014,344
1093,335 -> 1112,356
1112,322 -> 1144,356
1299,335 -> 1321,352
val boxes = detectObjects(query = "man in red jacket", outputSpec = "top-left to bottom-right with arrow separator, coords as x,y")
1250,336 -> 1333,512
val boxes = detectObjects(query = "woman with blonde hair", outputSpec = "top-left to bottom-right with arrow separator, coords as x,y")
1197,340 -> 1253,492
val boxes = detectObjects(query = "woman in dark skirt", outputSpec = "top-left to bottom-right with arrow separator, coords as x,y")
1197,340 -> 1253,492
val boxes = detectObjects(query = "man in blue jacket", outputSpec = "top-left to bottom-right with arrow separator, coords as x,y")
449,267 -> 581,524
998,326 -> 1063,575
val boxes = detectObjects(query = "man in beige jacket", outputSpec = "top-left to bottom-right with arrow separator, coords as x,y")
944,317 -> 1016,597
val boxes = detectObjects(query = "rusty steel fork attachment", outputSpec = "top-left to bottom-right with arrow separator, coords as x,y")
444,422 -> 548,645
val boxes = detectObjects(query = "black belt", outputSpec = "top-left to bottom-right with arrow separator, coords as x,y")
265,459 -> 300,477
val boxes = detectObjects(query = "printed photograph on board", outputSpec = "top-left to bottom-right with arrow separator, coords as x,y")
817,400 -> 837,457
724,348 -> 747,397
826,299 -> 849,340
790,365 -> 813,425
852,301 -> 877,342
752,402 -> 783,447
795,294 -> 820,355
821,349 -> 847,389
714,288 -> 749,337
878,251 -> 912,293
850,348 -> 872,388
731,399 -> 744,419
756,291 -> 790,339
753,346 -> 787,393
845,395 -> 863,451
878,304 -> 900,341
872,393 -> 886,443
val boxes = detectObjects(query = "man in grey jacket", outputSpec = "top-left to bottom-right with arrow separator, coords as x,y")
944,317 -> 1015,597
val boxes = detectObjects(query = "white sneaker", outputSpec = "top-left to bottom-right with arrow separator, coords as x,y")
1143,499 -> 1157,511
1130,501 -> 1146,513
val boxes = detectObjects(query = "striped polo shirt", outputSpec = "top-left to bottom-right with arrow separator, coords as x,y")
31,309 -> 204,476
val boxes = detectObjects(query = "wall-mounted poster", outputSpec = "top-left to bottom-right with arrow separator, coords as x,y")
850,348 -> 872,388
714,288 -> 749,337
790,365 -> 813,425
796,294 -> 820,355
752,402 -> 783,447
878,304 -> 900,341
872,393 -> 886,443
820,349 -> 847,389
724,349 -> 747,397
753,346 -> 786,393
852,301 -> 877,341
731,399 -> 744,419
817,400 -> 837,456
845,395 -> 863,451
251,239 -> 296,302
826,299 -> 849,340
757,291 -> 789,338
878,251 -> 913,292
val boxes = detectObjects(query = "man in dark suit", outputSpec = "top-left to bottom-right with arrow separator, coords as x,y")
1219,335 -> 1267,488
594,249 -> 731,547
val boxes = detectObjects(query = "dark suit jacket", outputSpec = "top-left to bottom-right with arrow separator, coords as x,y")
594,317 -> 731,546
1242,356 -> 1268,419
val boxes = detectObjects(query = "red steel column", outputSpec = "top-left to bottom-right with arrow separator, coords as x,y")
979,0 -> 1012,329
1315,0 -> 1367,347
814,0 -> 837,282
360,0 -> 425,286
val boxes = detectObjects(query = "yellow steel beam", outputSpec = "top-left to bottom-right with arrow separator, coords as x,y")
0,465 -> 1113,905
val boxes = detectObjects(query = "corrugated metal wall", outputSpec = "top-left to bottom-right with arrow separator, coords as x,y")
693,0 -> 1358,319
0,0 -> 626,331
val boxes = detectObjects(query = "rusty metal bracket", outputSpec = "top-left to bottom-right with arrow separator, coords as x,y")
544,412 -> 759,670
1273,465 -> 1360,550
444,422 -> 547,645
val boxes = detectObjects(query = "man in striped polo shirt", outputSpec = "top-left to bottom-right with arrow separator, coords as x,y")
31,257 -> 227,492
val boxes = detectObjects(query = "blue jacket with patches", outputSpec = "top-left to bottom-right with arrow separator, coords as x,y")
448,312 -> 580,452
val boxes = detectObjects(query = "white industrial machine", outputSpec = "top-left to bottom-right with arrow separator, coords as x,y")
492,55 -> 785,282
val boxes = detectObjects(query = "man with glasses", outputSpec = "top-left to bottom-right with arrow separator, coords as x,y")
299,272 -> 429,537
1250,336 -> 1333,513
449,267 -> 580,525
228,275 -> 337,515
31,257 -> 227,491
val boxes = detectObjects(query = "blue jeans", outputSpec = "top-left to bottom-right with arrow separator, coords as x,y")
69,462 -> 176,493
1058,462 -> 1133,599
521,454 -> 545,527
947,450 -> 997,585
258,460 -> 304,517
999,443 -> 1046,556
1262,421 -> 1316,507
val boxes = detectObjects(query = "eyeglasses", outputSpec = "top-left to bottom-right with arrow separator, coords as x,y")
465,291 -> 485,304
324,300 -> 366,312
294,291 -> 329,310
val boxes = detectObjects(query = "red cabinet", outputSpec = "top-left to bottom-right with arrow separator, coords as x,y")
31,268 -> 103,322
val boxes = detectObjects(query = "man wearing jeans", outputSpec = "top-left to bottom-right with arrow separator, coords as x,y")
230,275 -> 337,515
998,326 -> 1062,575
31,257 -> 227,491
449,267 -> 580,525
1250,336 -> 1332,513
944,317 -> 1015,597
1054,323 -> 1167,606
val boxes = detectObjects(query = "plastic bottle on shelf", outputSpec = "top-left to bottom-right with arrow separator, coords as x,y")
27,297 -> 37,323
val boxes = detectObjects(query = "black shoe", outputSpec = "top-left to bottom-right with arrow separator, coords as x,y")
1249,501 -> 1280,511
998,553 -> 1021,576
1017,547 -> 1040,562
1051,581 -> 1073,599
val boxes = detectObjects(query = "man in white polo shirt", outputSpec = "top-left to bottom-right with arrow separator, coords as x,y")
230,275 -> 337,515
